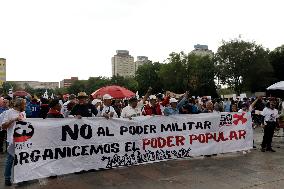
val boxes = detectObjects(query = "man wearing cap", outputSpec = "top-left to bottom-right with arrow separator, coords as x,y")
70,92 -> 98,118
164,98 -> 181,116
142,95 -> 163,116
101,94 -> 117,119
92,99 -> 102,110
121,87 -> 152,118
157,92 -> 171,113
121,97 -> 143,119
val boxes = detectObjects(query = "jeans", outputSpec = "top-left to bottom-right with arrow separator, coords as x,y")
4,148 -> 14,181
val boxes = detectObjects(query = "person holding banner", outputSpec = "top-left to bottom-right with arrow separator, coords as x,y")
121,87 -> 153,119
121,97 -> 143,119
63,94 -> 77,117
202,101 -> 214,113
100,94 -> 118,119
46,99 -> 64,118
142,95 -> 163,116
1,98 -> 26,186
70,92 -> 98,118
163,98 -> 180,116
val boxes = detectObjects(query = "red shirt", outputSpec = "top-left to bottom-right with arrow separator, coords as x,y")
143,104 -> 162,115
142,96 -> 170,116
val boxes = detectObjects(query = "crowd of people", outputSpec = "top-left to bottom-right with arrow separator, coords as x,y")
0,87 -> 283,186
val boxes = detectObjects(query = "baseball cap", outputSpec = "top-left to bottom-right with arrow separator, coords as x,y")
149,95 -> 157,100
169,98 -> 178,103
92,99 -> 102,105
77,92 -> 88,98
103,94 -> 112,100
69,94 -> 76,100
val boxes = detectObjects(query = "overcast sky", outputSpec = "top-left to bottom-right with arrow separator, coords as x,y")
0,0 -> 284,82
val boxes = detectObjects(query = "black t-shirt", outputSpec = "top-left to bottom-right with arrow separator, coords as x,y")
70,103 -> 98,117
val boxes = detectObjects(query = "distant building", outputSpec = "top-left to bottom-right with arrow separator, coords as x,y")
10,81 -> 59,89
60,77 -> 78,88
0,58 -> 6,87
190,44 -> 214,57
112,50 -> 135,77
135,56 -> 149,73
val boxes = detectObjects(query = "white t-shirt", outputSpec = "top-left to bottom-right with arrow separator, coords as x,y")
261,107 -> 279,122
121,101 -> 144,118
100,105 -> 118,118
121,106 -> 142,118
2,109 -> 26,144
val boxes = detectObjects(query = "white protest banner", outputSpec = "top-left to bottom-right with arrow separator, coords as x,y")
13,113 -> 253,183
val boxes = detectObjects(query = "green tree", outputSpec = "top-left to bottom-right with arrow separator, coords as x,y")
158,52 -> 217,96
159,52 -> 187,93
86,77 -> 110,94
110,75 -> 127,87
54,87 -> 68,96
33,88 -> 55,98
1,81 -> 19,95
135,62 -> 163,94
215,39 -> 273,94
269,45 -> 284,81
23,83 -> 35,95
187,54 -> 217,96
243,45 -> 274,92
122,77 -> 138,92
67,80 -> 87,95
65,76 -> 137,96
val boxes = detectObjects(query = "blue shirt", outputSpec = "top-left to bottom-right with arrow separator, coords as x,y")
164,107 -> 179,116
224,101 -> 231,112
192,105 -> 199,113
25,101 -> 33,118
0,107 -> 9,114
30,103 -> 40,118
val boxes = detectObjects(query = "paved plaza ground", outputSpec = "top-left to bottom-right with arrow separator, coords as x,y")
1,127 -> 284,189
